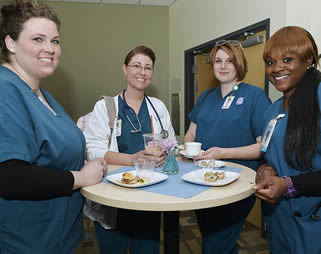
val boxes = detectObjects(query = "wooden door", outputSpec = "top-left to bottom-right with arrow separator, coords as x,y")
195,30 -> 266,95
242,30 -> 266,89
195,54 -> 219,102
240,30 -> 266,229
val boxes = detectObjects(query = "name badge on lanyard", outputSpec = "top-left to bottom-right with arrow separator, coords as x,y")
114,118 -> 122,137
261,114 -> 285,152
222,96 -> 235,109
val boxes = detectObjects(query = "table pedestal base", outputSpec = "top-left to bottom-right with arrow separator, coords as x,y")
163,211 -> 180,254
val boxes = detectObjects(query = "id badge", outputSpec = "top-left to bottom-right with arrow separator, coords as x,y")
261,114 -> 285,152
222,96 -> 235,109
114,119 -> 122,137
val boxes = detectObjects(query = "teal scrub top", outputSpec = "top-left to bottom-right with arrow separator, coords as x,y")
0,66 -> 85,254
189,83 -> 271,169
262,83 -> 321,253
117,96 -> 152,153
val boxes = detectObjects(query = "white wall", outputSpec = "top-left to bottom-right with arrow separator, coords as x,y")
169,0 -> 321,140
285,0 -> 321,59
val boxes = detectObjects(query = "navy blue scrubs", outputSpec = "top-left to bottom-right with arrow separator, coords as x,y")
189,83 -> 271,254
0,66 -> 85,254
94,96 -> 161,254
262,84 -> 321,253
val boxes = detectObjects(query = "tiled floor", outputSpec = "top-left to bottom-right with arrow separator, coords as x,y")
74,211 -> 270,254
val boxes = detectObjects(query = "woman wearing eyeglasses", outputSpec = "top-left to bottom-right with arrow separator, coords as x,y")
83,45 -> 175,254
183,40 -> 271,254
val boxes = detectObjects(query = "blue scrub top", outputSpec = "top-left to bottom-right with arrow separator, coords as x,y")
0,66 -> 85,254
189,83 -> 271,169
117,96 -> 152,154
262,84 -> 321,253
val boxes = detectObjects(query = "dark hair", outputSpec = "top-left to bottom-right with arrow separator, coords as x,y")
210,42 -> 248,81
0,0 -> 60,62
124,45 -> 156,66
265,26 -> 320,170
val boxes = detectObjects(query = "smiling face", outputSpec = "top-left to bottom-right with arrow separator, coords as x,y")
123,53 -> 153,92
263,26 -> 318,100
213,49 -> 237,85
6,17 -> 61,84
265,52 -> 310,98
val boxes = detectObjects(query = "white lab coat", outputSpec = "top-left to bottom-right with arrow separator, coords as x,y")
83,94 -> 175,229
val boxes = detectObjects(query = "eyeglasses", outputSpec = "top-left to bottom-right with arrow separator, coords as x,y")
215,40 -> 241,47
127,64 -> 153,73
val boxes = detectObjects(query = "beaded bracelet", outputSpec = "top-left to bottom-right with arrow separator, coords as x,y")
283,176 -> 297,198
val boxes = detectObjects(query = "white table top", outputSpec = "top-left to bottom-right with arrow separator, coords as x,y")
80,160 -> 256,211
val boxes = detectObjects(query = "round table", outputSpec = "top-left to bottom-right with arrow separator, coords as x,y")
81,160 -> 256,254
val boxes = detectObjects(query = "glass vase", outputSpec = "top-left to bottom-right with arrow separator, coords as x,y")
162,149 -> 179,175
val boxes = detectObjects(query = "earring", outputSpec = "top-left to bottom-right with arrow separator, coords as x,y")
9,49 -> 15,54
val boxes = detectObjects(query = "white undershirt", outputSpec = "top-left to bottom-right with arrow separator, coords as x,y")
38,96 -> 56,116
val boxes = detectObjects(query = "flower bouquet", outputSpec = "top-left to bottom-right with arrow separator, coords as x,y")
159,138 -> 179,174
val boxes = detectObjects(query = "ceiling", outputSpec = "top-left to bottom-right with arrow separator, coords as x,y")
48,0 -> 175,6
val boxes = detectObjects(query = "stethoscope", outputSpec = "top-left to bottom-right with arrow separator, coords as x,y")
122,90 -> 169,138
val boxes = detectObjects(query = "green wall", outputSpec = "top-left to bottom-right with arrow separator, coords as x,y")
33,2 -> 169,121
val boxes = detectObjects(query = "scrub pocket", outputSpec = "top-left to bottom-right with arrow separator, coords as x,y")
292,211 -> 321,253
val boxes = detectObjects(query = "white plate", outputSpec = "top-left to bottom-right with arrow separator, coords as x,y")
181,169 -> 240,186
106,170 -> 168,188
179,150 -> 204,158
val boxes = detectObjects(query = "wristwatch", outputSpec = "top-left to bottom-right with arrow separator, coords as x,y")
283,176 -> 298,198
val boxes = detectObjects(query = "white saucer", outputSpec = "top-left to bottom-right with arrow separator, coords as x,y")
179,150 -> 204,158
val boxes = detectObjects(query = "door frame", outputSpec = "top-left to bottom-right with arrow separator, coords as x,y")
184,19 -> 270,132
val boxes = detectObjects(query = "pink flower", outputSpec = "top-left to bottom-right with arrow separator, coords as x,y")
159,138 -> 177,152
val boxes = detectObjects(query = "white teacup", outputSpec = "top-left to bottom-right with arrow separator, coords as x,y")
185,142 -> 202,156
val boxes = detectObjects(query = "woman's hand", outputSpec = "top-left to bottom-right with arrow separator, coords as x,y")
154,151 -> 166,167
194,147 -> 224,160
255,163 -> 277,183
253,163 -> 286,203
72,158 -> 107,190
253,176 -> 288,204
132,150 -> 166,167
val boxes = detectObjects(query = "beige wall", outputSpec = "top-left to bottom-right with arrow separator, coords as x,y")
1,0 -> 321,129
41,2 -> 169,121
